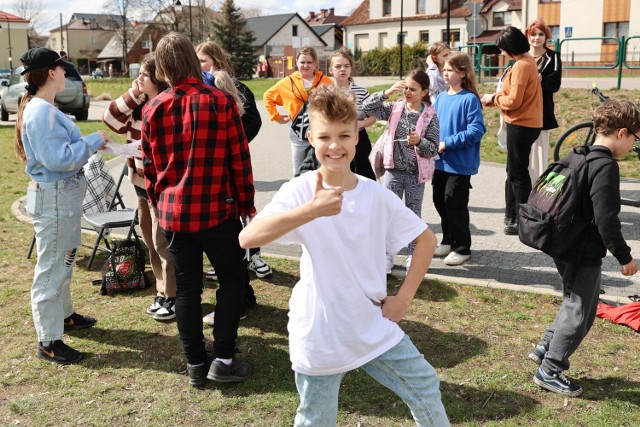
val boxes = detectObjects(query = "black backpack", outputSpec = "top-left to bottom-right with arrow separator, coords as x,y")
518,146 -> 610,257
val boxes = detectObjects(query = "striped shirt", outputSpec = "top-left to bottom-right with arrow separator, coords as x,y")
348,80 -> 370,120
141,78 -> 255,233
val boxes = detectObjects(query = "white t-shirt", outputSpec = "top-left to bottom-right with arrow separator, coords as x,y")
256,171 -> 428,375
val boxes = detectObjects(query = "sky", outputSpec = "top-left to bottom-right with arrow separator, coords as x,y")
21,0 -> 363,35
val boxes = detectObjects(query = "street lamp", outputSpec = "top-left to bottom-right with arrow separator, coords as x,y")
174,0 -> 192,42
0,15 -> 13,70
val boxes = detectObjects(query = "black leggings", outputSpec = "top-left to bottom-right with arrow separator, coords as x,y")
505,123 -> 541,220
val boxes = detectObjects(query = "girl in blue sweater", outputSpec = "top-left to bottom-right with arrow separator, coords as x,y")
432,52 -> 486,266
16,48 -> 108,364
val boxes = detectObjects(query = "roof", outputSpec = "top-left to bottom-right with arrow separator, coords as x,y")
49,13 -> 131,32
305,9 -> 348,26
0,11 -> 30,24
245,13 -> 326,47
343,0 -> 521,26
469,29 -> 501,43
311,24 -> 334,37
98,24 -> 149,59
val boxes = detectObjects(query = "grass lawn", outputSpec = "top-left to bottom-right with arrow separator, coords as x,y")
1,123 -> 640,425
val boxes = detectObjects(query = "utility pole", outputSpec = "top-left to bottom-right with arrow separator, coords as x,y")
59,13 -> 65,52
399,0 -> 404,79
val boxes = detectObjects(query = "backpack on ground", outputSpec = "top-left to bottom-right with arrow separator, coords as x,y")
518,146 -> 610,257
100,240 -> 147,295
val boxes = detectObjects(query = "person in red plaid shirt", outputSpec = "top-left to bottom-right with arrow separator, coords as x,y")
141,32 -> 255,387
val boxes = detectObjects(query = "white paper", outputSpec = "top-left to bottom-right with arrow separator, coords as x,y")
103,139 -> 141,157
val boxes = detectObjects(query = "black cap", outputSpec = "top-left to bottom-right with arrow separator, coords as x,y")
20,48 -> 74,75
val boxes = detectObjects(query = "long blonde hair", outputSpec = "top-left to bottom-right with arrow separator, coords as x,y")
210,70 -> 245,116
195,41 -> 234,75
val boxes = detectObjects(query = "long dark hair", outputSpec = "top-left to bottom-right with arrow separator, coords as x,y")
15,67 -> 56,163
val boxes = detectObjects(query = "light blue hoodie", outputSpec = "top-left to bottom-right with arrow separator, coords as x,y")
22,98 -> 104,182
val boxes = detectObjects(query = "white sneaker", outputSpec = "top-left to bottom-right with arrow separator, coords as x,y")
405,256 -> 412,275
444,251 -> 470,266
434,244 -> 452,257
202,311 -> 215,326
386,254 -> 394,274
249,253 -> 272,278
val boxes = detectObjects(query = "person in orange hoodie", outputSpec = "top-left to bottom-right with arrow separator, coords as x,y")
263,47 -> 333,175
481,26 -> 542,235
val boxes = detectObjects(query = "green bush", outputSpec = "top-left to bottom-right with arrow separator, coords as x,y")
357,42 -> 428,76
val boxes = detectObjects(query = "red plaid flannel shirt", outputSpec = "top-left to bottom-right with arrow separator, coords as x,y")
141,78 -> 255,232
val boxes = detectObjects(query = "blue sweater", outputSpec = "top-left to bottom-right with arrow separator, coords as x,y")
22,98 -> 104,182
433,89 -> 486,176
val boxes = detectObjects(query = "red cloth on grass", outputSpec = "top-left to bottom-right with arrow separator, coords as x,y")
596,302 -> 640,332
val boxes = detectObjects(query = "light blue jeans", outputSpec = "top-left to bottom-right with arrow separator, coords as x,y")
290,128 -> 311,176
293,335 -> 450,427
29,173 -> 86,342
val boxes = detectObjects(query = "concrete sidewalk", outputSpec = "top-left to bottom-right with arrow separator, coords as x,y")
86,99 -> 640,305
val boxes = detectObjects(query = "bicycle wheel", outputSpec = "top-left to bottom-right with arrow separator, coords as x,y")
552,121 -> 595,161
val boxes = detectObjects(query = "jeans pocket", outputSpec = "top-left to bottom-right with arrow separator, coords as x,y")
26,184 -> 44,217
61,175 -> 81,193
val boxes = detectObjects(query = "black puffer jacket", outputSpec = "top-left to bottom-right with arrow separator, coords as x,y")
539,48 -> 562,130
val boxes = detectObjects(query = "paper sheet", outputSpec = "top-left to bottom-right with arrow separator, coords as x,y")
103,140 -> 141,157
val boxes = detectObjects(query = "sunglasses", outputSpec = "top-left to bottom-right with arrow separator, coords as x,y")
630,130 -> 640,154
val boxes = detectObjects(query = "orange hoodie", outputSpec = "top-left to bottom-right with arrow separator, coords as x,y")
263,70 -> 333,121
494,55 -> 543,128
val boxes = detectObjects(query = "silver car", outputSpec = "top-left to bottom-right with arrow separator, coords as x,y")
0,66 -> 90,121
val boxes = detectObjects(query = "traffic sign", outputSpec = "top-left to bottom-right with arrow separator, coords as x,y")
564,27 -> 573,38
467,19 -> 485,38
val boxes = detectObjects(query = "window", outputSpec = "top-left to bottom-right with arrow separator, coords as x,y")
142,40 -> 152,49
419,31 -> 429,44
91,36 -> 97,44
442,29 -> 461,46
383,0 -> 391,16
493,11 -> 512,27
549,26 -> 560,43
604,22 -> 629,41
416,0 -> 426,14
378,32 -> 387,48
292,25 -> 298,36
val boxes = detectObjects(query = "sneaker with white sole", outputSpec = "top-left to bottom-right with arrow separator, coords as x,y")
153,298 -> 176,321
528,345 -> 547,365
203,310 -> 215,326
444,251 -> 470,266
205,268 -> 218,281
248,253 -> 272,278
434,244 -> 452,257
386,254 -> 394,274
534,367 -> 583,397
405,256 -> 412,275
146,296 -> 165,315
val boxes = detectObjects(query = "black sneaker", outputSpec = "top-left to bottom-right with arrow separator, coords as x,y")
64,312 -> 97,331
187,353 -> 214,387
534,367 -> 583,397
146,296 -> 166,314
153,298 -> 176,322
207,359 -> 253,383
37,340 -> 83,365
504,219 -> 519,235
528,345 -> 547,365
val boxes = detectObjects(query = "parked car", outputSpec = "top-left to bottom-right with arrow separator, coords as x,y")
0,68 -> 10,86
0,66 -> 90,121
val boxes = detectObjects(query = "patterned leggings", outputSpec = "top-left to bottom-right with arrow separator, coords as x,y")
384,169 -> 425,255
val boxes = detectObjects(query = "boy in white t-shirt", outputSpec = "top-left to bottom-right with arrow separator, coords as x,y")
239,85 -> 449,426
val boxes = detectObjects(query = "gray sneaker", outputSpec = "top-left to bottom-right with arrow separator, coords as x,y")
207,359 -> 253,383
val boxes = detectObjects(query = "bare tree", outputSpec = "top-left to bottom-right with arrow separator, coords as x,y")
11,0 -> 43,46
102,0 -> 140,69
240,7 -> 261,18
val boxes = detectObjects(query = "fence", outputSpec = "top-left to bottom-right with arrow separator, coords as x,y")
457,35 -> 640,89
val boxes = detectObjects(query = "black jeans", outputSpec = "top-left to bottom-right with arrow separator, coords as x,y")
505,123 -> 541,220
162,219 -> 247,364
351,128 -> 376,180
432,170 -> 472,255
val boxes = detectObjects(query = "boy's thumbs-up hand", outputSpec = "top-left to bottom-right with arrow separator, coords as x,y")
311,171 -> 343,217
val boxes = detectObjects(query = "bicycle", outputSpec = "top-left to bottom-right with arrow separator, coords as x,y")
552,85 -> 640,207
552,85 -> 609,162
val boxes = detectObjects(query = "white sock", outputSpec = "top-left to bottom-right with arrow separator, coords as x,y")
215,357 -> 232,365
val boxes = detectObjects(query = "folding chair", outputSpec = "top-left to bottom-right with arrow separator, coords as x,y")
25,162 -> 136,262
83,163 -> 141,270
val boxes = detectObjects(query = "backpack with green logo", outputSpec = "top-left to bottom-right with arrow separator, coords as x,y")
518,146 -> 610,257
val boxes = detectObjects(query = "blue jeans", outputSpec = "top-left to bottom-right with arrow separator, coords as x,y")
29,173 -> 86,342
162,219 -> 248,364
290,128 -> 311,176
294,335 -> 450,427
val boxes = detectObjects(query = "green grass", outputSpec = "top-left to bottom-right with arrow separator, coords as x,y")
1,124 -> 640,425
